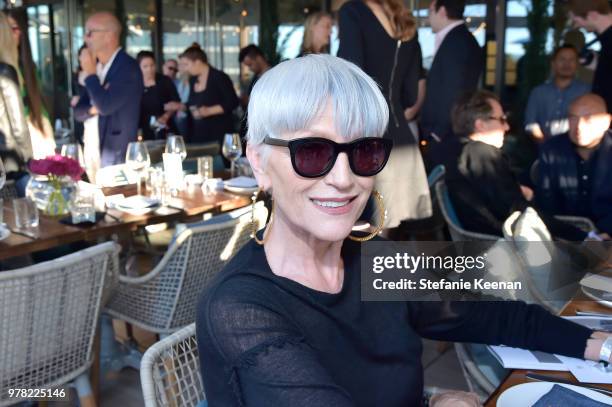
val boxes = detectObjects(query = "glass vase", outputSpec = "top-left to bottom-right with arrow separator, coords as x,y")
25,175 -> 76,216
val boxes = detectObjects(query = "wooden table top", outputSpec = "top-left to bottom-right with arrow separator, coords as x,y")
485,294 -> 612,406
0,186 -> 250,262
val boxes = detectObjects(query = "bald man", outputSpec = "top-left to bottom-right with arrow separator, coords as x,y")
536,93 -> 612,236
74,11 -> 143,169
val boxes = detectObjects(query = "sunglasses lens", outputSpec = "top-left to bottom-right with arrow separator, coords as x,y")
294,140 -> 335,177
352,139 -> 388,176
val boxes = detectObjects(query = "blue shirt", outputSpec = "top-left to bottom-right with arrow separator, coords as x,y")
524,79 -> 590,140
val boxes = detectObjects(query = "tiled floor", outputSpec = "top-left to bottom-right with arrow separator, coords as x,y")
89,338 -> 469,406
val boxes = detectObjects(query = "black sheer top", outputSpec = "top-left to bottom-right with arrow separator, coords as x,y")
139,73 -> 180,140
186,67 -> 239,145
196,237 -> 592,406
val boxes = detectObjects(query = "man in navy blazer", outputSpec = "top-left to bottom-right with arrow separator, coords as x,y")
75,12 -> 143,167
420,0 -> 484,142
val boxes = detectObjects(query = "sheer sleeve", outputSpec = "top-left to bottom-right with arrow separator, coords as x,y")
197,276 -> 354,407
407,301 -> 592,360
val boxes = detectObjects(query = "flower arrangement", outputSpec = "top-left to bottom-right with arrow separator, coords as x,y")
28,155 -> 84,216
29,154 -> 84,181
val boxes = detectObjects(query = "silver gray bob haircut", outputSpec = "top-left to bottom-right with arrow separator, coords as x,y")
246,54 -> 389,145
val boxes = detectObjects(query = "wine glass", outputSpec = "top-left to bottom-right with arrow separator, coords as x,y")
222,133 -> 243,178
0,156 -> 5,191
125,141 -> 151,196
165,135 -> 187,161
61,143 -> 85,168
54,119 -> 72,139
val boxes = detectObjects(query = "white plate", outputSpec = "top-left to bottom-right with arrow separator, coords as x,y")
224,176 -> 258,188
115,195 -> 161,210
224,185 -> 258,195
582,286 -> 612,309
497,382 -> 612,407
0,226 -> 10,242
224,177 -> 258,195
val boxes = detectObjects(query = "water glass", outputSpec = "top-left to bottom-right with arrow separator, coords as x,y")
13,198 -> 39,230
0,198 -> 3,225
197,156 -> 214,180
70,188 -> 96,224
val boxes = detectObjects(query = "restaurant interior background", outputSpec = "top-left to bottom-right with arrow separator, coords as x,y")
0,0 -> 601,167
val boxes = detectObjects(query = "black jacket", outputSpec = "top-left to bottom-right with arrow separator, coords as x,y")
429,137 -> 586,240
420,24 -> 484,141
536,132 -> 612,234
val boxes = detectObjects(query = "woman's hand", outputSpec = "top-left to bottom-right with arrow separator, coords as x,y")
584,331 -> 612,362
164,101 -> 185,112
430,391 -> 481,407
404,105 -> 418,122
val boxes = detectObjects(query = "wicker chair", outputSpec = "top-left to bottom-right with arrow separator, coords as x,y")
141,323 -> 206,407
433,178 -> 499,241
105,202 -> 268,334
0,242 -> 119,407
0,180 -> 19,200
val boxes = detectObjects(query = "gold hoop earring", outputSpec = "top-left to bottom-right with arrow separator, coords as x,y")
251,190 -> 274,246
349,190 -> 386,242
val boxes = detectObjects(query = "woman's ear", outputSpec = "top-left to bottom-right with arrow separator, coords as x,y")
247,143 -> 271,191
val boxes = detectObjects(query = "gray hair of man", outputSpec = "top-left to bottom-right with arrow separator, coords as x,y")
246,55 -> 389,157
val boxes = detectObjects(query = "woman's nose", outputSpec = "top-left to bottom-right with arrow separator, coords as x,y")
325,153 -> 353,189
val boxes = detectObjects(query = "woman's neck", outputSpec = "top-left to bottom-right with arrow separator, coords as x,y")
144,75 -> 156,86
263,214 -> 345,294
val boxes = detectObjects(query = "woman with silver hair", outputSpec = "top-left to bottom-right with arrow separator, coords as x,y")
196,55 -> 611,407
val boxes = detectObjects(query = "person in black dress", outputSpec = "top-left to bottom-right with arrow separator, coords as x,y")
196,55 -> 612,407
338,0 -> 431,233
136,51 -> 180,140
180,46 -> 239,145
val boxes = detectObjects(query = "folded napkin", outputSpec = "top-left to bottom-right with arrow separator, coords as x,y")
532,384 -> 611,407
224,176 -> 258,188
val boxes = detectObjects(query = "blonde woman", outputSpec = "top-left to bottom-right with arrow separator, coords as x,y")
299,11 -> 333,56
0,12 -> 32,175
5,9 -> 55,159
338,0 -> 431,236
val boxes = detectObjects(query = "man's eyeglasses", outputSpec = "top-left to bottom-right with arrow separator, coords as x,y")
85,29 -> 110,37
263,136 -> 393,178
487,115 -> 509,125
166,67 -> 178,72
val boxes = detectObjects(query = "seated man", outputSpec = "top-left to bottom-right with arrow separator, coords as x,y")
429,90 -> 587,240
536,93 -> 612,236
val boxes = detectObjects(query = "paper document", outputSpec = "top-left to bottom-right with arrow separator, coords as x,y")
488,346 -> 569,371
487,316 -> 612,381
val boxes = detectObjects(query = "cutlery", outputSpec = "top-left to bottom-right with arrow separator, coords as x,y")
525,372 -> 612,397
576,310 -> 612,318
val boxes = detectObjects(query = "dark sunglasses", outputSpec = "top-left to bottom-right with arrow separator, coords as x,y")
263,136 -> 393,178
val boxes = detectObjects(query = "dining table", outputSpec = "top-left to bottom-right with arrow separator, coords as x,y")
0,182 -> 251,262
485,293 -> 612,406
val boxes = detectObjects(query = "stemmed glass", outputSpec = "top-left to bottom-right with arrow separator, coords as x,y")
54,119 -> 72,139
61,143 -> 85,169
165,135 -> 187,161
0,156 -> 6,191
222,133 -> 243,178
125,141 -> 151,196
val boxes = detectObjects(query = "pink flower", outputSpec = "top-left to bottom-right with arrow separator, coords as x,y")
29,154 -> 85,181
